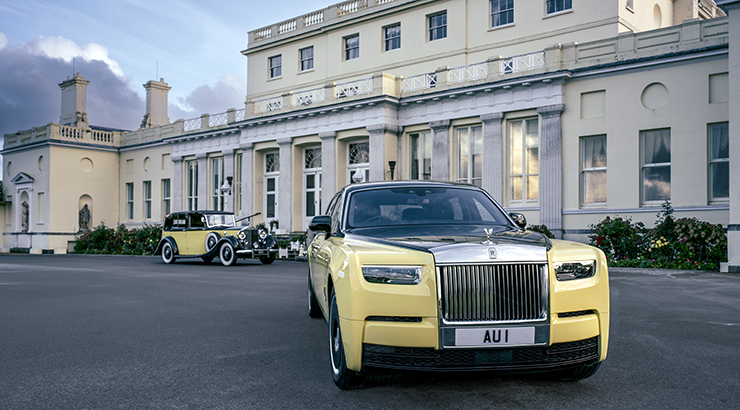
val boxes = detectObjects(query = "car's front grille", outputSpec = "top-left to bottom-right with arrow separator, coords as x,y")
438,263 -> 547,322
362,337 -> 599,370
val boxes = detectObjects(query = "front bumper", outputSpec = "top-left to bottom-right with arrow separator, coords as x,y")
362,336 -> 599,371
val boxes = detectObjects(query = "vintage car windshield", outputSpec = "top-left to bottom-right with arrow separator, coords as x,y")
206,214 -> 236,228
345,186 -> 512,231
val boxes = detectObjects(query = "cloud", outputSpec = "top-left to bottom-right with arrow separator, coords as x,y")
0,37 -> 143,133
175,73 -> 246,118
25,35 -> 125,78
0,32 -> 7,49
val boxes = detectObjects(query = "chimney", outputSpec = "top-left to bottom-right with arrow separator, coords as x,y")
58,73 -> 90,128
142,78 -> 171,128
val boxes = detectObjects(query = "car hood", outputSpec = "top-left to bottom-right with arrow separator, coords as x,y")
345,225 -> 549,264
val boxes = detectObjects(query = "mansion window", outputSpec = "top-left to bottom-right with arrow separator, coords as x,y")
455,126 -> 483,187
211,157 -> 224,211
304,147 -> 322,220
143,180 -> 152,219
509,118 -> 539,203
186,160 -> 198,211
546,0 -> 571,15
348,141 -> 369,183
410,131 -> 432,180
384,24 -> 401,51
265,152 -> 279,220
641,128 -> 671,203
491,0 -> 514,27
709,123 -> 729,201
428,11 -> 447,41
300,47 -> 314,72
162,179 -> 171,218
344,35 -> 359,61
126,183 -> 134,220
581,135 -> 607,204
269,55 -> 282,79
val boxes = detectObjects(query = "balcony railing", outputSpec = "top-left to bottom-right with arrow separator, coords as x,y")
183,118 -> 201,132
335,77 -> 373,98
253,96 -> 283,114
292,87 -> 326,107
448,62 -> 488,83
337,0 -> 367,16
500,51 -> 545,75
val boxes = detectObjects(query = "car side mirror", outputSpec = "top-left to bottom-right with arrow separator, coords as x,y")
509,212 -> 527,229
309,215 -> 332,233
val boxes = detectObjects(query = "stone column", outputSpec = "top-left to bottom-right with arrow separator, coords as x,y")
538,104 -> 565,239
278,138 -> 293,232
196,153 -> 208,210
717,0 -> 740,272
320,132 -> 336,215
172,156 -> 183,212
481,112 -> 505,200
367,124 -> 399,182
223,149 -> 235,213
239,143 -> 254,218
430,120 -> 451,181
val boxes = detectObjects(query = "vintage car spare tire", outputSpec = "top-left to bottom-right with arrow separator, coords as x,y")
205,232 -> 220,252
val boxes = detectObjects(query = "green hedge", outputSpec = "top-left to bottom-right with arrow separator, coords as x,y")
74,223 -> 162,255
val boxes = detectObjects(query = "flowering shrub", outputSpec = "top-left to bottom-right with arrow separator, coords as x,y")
527,224 -> 555,239
590,202 -> 726,271
588,216 -> 646,260
75,223 -> 162,255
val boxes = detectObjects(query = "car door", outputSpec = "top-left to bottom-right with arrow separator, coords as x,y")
309,192 -> 341,310
186,213 -> 208,255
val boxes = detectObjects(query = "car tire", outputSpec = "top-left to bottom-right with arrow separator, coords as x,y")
161,242 -> 176,264
220,242 -> 237,266
205,232 -> 220,252
308,272 -> 322,319
548,361 -> 602,381
329,289 -> 364,389
259,254 -> 275,265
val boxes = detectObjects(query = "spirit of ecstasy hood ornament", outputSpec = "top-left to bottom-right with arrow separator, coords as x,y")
482,228 -> 494,245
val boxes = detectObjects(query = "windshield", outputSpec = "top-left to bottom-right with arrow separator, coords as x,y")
345,186 -> 512,230
206,214 -> 236,228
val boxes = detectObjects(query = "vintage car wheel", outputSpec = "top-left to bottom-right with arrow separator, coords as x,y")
308,273 -> 323,319
202,256 -> 214,264
161,242 -> 176,264
547,361 -> 602,381
205,232 -> 220,252
259,254 -> 275,265
219,242 -> 237,266
329,289 -> 364,389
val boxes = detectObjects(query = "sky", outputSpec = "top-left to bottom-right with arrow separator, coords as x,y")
0,0 -> 331,139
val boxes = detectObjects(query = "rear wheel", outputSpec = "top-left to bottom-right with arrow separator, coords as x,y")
161,242 -> 176,264
329,289 -> 364,389
259,254 -> 275,265
220,242 -> 237,266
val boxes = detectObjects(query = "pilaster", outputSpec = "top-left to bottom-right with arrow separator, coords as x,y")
320,132 -> 336,214
172,156 -> 183,212
239,143 -> 254,218
196,153 -> 208,210
538,104 -> 565,239
367,124 -> 399,182
430,120 -> 451,181
223,149 -> 235,213
481,112 -> 505,200
277,138 -> 293,231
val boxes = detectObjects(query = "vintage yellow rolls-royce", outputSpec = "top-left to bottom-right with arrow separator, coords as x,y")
307,181 -> 609,389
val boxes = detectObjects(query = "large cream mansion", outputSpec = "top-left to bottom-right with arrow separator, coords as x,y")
2,0 -> 739,272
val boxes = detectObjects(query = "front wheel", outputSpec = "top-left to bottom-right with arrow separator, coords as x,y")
259,254 -> 275,265
329,290 -> 363,389
161,242 -> 176,264
220,242 -> 237,266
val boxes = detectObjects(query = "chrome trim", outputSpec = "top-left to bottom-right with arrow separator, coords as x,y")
432,243 -> 547,264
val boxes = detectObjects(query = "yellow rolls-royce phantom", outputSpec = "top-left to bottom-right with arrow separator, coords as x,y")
307,181 -> 609,389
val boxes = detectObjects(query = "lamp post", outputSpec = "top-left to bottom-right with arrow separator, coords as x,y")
388,161 -> 396,180
221,176 -> 233,211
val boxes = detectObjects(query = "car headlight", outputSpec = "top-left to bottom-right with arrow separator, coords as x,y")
259,229 -> 268,239
554,260 -> 595,281
362,266 -> 422,285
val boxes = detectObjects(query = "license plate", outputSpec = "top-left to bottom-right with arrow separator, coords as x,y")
455,327 -> 535,347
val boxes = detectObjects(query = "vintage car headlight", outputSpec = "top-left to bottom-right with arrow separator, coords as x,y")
362,266 -> 422,285
554,260 -> 596,281
259,229 -> 268,239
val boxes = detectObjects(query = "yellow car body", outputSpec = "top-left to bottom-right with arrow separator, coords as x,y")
308,181 -> 609,389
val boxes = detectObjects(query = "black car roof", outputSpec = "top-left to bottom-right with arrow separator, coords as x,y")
166,210 -> 234,217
